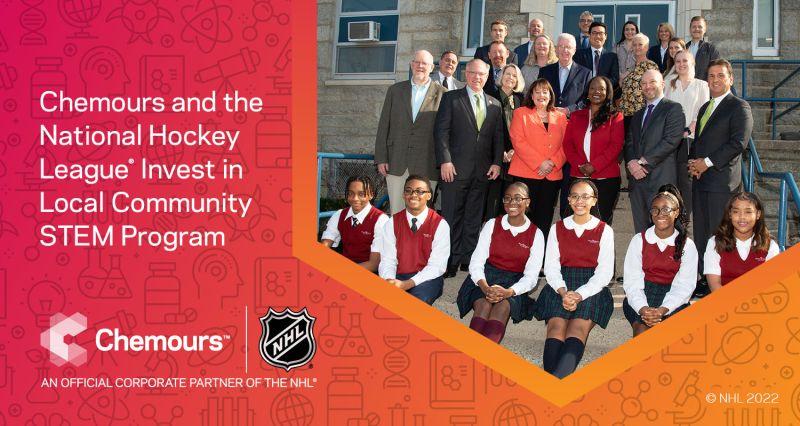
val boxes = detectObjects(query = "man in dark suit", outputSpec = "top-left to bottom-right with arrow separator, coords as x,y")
483,41 -> 509,100
689,59 -> 753,274
375,50 -> 447,214
577,11 -> 593,49
573,22 -> 619,89
434,59 -> 504,277
686,16 -> 720,81
432,50 -> 465,91
540,33 -> 592,217
474,20 -> 517,67
513,18 -> 544,67
624,69 -> 685,232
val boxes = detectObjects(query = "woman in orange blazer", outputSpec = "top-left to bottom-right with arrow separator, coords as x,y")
509,78 -> 568,241
562,76 -> 624,225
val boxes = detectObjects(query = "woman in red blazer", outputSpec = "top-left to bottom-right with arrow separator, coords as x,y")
509,78 -> 568,241
562,76 -> 624,224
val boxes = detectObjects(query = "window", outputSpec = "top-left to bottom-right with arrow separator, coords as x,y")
334,0 -> 398,78
753,0 -> 779,56
462,0 -> 485,56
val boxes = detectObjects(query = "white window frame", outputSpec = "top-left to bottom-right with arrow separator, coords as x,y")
332,2 -> 398,79
462,0 -> 486,57
554,1 -> 676,37
624,14 -> 641,27
752,0 -> 779,57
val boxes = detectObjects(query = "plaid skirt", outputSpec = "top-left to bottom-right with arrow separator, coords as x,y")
456,263 -> 537,323
535,266 -> 614,328
622,280 -> 689,324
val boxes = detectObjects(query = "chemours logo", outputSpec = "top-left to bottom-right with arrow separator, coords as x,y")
41,313 -> 230,366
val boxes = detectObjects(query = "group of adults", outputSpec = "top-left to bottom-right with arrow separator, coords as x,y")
373,13 -> 752,295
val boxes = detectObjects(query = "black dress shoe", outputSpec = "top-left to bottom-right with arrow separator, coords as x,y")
444,265 -> 457,278
459,264 -> 470,272
693,279 -> 710,298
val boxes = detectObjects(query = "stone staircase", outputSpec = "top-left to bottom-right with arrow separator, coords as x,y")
734,64 -> 800,246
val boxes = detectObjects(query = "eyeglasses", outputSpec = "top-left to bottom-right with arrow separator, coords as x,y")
650,206 -> 677,216
403,189 -> 430,196
411,60 -> 432,67
502,196 -> 530,204
590,31 -> 606,36
568,194 -> 596,202
580,19 -> 594,23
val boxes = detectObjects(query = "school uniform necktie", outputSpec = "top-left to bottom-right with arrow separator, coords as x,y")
698,98 -> 716,135
474,94 -> 485,129
410,218 -> 418,233
351,217 -> 359,228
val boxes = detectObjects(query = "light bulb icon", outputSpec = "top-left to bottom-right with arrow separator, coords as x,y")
27,280 -> 66,328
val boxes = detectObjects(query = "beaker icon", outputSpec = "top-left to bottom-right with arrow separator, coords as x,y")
319,302 -> 347,356
340,313 -> 371,357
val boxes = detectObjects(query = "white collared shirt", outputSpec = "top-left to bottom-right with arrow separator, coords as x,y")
411,78 -> 432,122
701,90 -> 731,167
660,45 -> 668,62
468,215 -> 545,295
378,207 -> 450,285
544,216 -> 615,300
703,236 -> 780,275
559,62 -> 573,91
623,226 -> 698,314
689,41 -> 700,57
438,71 -> 454,90
321,204 -> 388,253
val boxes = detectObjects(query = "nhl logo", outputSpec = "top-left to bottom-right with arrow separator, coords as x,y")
259,308 -> 317,371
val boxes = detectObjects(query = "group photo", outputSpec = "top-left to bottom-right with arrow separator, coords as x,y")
317,1 -> 795,376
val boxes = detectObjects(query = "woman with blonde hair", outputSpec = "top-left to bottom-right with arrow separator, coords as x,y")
663,37 -> 686,79
647,22 -> 675,73
521,34 -> 557,94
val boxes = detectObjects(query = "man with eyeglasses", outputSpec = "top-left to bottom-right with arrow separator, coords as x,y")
379,175 -> 450,304
375,50 -> 447,214
577,11 -> 594,50
435,59 -> 504,278
573,22 -> 619,89
624,69 -> 685,232
433,51 -> 465,91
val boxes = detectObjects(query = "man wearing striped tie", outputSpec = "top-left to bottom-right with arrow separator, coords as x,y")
435,59 -> 505,278
689,59 -> 754,291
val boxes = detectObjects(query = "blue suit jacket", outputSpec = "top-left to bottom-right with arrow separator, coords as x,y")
539,62 -> 592,112
513,42 -> 531,67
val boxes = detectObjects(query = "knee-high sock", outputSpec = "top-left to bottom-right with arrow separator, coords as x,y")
482,319 -> 506,343
543,338 -> 564,373
469,316 -> 488,334
553,337 -> 586,378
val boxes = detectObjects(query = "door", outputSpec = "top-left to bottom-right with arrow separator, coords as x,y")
559,2 -> 673,51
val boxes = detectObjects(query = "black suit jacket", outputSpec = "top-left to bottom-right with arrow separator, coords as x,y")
686,40 -> 720,81
474,44 -> 517,68
539,62 -> 592,112
624,98 -> 686,189
513,42 -> 531,67
646,45 -> 668,73
690,93 -> 753,192
434,88 -> 504,181
573,48 -> 620,89
483,67 -> 504,100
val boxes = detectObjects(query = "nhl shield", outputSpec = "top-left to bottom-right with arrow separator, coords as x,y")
259,308 -> 317,371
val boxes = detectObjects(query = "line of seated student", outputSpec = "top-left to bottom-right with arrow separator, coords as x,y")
321,175 -> 778,378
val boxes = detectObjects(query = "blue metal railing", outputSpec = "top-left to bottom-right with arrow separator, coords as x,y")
317,152 -> 388,220
731,59 -> 800,140
742,138 -> 800,250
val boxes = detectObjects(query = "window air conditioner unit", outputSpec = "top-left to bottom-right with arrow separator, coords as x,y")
348,21 -> 380,42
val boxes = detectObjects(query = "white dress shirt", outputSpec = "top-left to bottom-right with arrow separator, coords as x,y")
321,204 -> 388,253
378,207 -> 450,285
437,71 -> 455,90
623,227 -> 698,314
664,77 -> 710,128
689,41 -> 700,57
468,215 -> 545,296
703,236 -> 780,275
544,216 -> 615,300
660,45 -> 668,62
411,78 -> 432,122
700,90 -> 731,167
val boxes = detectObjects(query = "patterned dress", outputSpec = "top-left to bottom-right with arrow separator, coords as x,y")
618,59 -> 659,117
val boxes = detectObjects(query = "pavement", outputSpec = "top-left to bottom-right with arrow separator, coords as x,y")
431,191 -> 681,369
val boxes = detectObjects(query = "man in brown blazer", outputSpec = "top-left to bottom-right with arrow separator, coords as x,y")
375,50 -> 446,214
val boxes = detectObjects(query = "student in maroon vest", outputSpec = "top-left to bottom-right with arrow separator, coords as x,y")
704,192 -> 779,290
623,184 -> 698,337
378,175 -> 450,305
456,182 -> 544,343
321,176 -> 389,272
535,179 -> 614,378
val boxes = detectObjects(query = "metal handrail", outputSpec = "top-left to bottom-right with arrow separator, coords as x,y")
742,138 -> 800,250
731,59 -> 800,139
317,152 -> 388,220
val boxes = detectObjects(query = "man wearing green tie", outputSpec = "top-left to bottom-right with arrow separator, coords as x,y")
689,59 -> 754,295
434,59 -> 505,278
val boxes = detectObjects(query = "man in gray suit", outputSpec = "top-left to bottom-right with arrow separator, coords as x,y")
432,50 -> 465,91
689,59 -> 753,271
624,69 -> 686,232
375,50 -> 447,214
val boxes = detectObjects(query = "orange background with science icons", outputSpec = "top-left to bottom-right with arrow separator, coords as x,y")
1,0 -> 800,425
